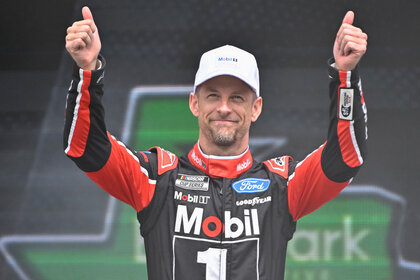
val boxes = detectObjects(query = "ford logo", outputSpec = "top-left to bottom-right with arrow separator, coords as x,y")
232,178 -> 270,193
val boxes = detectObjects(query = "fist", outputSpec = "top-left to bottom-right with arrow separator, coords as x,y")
333,11 -> 368,71
65,6 -> 101,70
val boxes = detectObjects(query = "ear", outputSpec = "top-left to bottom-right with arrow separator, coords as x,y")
251,97 -> 263,122
189,92 -> 199,117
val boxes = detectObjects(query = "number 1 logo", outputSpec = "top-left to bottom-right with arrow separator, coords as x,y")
173,235 -> 260,280
197,248 -> 228,280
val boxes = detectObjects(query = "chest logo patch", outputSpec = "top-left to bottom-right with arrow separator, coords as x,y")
175,174 -> 209,191
232,178 -> 271,193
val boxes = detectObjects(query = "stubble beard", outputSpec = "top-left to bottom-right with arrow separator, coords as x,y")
206,122 -> 249,147
210,128 -> 237,146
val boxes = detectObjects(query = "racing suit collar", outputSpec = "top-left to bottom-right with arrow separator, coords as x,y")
188,142 -> 253,178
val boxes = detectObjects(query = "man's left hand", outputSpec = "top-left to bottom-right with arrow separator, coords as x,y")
333,11 -> 368,71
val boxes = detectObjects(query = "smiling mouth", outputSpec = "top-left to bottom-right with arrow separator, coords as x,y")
211,120 -> 238,124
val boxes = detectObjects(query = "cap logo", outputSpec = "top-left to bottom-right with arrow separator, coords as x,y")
218,57 -> 238,62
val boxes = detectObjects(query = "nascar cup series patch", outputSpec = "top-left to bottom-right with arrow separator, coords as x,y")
232,178 -> 270,193
339,88 -> 354,120
175,174 -> 209,191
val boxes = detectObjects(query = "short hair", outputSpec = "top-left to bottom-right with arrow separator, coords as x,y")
194,85 -> 202,96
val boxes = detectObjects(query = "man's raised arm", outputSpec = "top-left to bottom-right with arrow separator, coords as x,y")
287,11 -> 368,221
63,7 -> 170,213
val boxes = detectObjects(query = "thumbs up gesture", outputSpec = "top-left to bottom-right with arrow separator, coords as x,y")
333,11 -> 368,71
65,7 -> 101,70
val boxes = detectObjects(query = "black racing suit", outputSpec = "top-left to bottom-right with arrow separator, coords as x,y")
63,55 -> 367,280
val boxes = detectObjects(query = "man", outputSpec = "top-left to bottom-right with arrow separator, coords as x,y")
64,6 -> 368,280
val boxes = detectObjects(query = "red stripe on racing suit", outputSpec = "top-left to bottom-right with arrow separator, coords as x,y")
63,56 -> 167,212
337,70 -> 364,167
64,69 -> 92,157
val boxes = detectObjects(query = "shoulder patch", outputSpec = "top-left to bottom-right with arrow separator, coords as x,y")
263,155 -> 291,179
149,146 -> 178,175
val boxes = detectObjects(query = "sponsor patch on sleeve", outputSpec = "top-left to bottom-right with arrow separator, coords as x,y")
175,174 -> 209,191
339,88 -> 354,121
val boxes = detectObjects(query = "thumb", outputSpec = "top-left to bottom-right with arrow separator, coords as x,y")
342,10 -> 354,25
82,6 -> 94,22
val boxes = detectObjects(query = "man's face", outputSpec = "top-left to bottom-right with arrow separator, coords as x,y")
189,75 -> 262,147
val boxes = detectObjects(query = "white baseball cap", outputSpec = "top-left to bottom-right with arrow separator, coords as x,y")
193,45 -> 260,97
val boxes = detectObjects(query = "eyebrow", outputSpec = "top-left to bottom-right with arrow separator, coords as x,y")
203,85 -> 251,97
205,87 -> 246,94
205,86 -> 219,93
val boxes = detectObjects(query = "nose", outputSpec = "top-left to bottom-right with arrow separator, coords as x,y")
217,97 -> 232,115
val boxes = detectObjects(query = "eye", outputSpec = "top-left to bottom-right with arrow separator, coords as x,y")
231,95 -> 245,102
206,93 -> 219,99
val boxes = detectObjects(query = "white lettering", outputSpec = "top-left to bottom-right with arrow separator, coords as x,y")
174,205 -> 203,235
174,205 -> 259,238
344,215 -> 370,260
288,230 -> 319,261
174,191 -> 210,205
199,196 -> 210,204
225,211 -> 244,238
287,215 -> 370,261
244,209 -> 252,236
236,196 -> 271,206
239,180 -> 265,191
174,191 -> 182,200
237,159 -> 251,171
323,230 -> 341,260
191,151 -> 205,169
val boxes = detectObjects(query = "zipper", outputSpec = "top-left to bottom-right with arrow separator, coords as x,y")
220,177 -> 225,242
222,177 -> 230,280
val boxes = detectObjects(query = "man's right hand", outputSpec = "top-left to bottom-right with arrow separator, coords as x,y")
65,6 -> 101,70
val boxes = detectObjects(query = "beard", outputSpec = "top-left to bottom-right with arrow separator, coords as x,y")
210,128 -> 237,146
205,121 -> 249,147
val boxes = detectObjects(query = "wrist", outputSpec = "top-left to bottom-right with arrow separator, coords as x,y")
81,59 -> 99,71
327,57 -> 360,81
334,61 -> 357,72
